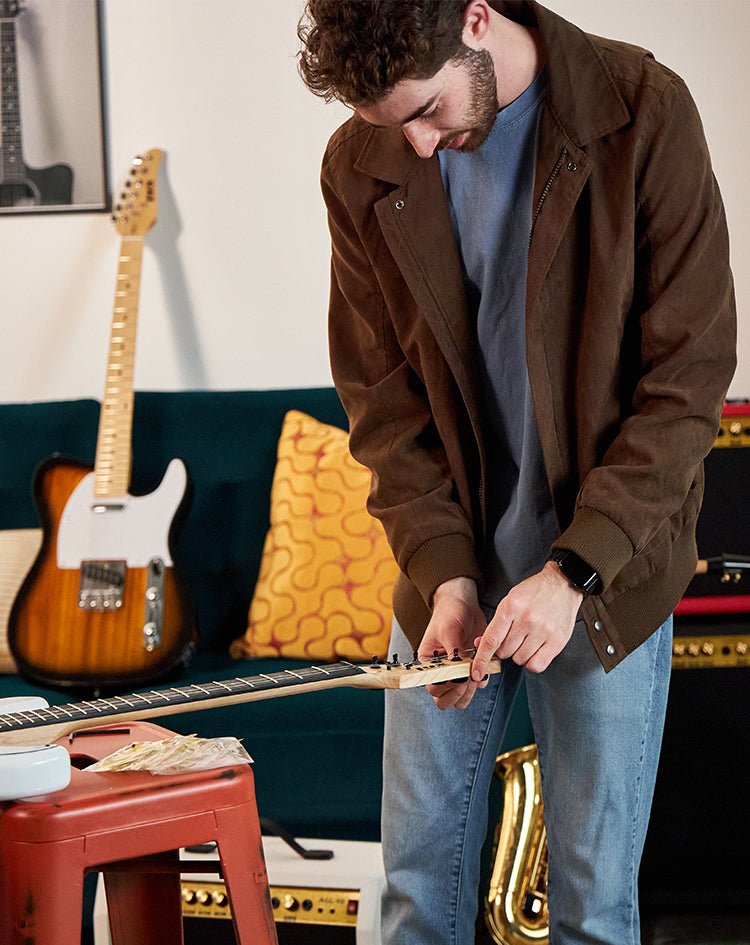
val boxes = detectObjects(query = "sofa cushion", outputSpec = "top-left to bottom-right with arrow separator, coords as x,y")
232,410 -> 397,662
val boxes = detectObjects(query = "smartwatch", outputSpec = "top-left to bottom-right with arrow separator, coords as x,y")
548,549 -> 602,596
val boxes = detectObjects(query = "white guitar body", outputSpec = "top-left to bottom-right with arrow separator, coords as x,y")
0,697 -> 70,801
57,459 -> 187,569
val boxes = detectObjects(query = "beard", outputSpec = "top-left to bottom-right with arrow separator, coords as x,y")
438,47 -> 499,153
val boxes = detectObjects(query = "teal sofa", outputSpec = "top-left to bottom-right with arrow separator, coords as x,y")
0,389 -> 533,842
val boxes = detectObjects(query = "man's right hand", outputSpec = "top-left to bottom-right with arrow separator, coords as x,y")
419,577 -> 489,711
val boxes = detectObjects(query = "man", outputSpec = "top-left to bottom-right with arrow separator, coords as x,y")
298,2 -> 736,943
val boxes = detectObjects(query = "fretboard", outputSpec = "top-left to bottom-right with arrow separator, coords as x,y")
0,662 -> 365,735
0,18 -> 24,181
93,237 -> 144,498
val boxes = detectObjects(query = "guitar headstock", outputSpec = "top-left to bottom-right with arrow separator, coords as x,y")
0,1 -> 22,18
111,148 -> 163,237
359,651 -> 501,690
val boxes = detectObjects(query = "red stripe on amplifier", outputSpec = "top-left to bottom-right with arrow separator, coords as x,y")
675,594 -> 750,616
722,402 -> 750,416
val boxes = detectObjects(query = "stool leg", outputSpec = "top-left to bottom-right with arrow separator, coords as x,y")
104,851 -> 183,945
0,837 -> 85,945
214,803 -> 278,945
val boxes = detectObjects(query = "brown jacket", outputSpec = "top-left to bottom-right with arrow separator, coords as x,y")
321,0 -> 736,670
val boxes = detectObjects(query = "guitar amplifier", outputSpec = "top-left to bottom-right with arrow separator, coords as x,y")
639,404 -> 750,914
94,837 -> 384,945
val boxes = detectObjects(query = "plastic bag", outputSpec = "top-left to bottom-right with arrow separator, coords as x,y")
85,734 -> 253,774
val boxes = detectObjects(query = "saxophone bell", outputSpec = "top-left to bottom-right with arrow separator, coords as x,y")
484,744 -> 549,945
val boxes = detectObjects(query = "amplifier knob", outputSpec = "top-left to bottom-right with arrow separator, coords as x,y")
687,642 -> 700,656
673,643 -> 686,657
283,894 -> 300,912
737,641 -> 748,656
195,890 -> 211,906
212,890 -> 228,907
181,889 -> 196,905
729,420 -> 742,436
701,642 -> 714,656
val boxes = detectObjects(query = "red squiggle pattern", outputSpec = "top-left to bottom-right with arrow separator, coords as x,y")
230,411 -> 399,662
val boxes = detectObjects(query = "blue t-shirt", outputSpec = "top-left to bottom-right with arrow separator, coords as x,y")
439,69 -> 559,615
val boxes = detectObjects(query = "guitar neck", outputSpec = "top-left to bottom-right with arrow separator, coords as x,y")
0,19 -> 25,183
93,236 -> 143,498
0,16 -> 24,179
0,656 -> 500,748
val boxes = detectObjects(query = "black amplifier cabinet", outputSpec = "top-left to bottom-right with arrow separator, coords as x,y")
639,619 -> 750,913
677,404 -> 750,614
94,838 -> 384,945
640,405 -> 750,915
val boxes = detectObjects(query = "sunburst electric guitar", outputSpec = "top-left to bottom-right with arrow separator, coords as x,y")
9,149 -> 195,688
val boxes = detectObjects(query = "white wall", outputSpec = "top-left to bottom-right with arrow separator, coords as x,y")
0,0 -> 747,403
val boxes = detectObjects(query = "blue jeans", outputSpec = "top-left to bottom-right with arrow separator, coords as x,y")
381,615 -> 673,945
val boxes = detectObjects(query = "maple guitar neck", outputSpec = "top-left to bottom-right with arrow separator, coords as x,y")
0,655 -> 501,749
94,149 -> 162,499
93,235 -> 143,498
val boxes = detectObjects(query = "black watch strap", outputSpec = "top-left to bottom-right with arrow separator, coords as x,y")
548,549 -> 602,596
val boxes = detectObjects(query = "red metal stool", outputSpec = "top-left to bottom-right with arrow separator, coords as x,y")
0,721 -> 278,945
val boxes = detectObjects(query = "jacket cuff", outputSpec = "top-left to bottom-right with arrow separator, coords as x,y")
552,507 -> 634,590
406,533 -> 482,609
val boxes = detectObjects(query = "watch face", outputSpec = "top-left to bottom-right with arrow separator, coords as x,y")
553,551 -> 600,594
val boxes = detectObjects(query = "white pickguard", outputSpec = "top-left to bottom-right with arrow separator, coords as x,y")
57,458 -> 187,569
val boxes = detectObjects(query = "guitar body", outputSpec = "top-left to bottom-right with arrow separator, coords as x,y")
9,456 -> 195,688
0,160 -> 73,208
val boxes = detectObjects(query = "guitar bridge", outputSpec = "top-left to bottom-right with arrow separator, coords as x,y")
78,561 -> 127,611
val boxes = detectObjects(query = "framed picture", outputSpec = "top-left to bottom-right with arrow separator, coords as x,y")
0,0 -> 108,214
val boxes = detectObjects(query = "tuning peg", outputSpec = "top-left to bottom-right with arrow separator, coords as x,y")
451,648 -> 461,661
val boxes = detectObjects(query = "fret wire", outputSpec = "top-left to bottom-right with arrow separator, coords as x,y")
17,711 -> 41,723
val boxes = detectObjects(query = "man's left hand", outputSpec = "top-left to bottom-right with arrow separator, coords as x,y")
472,561 -> 583,678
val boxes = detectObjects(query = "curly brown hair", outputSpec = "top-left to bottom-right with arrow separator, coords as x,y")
297,0 -> 470,106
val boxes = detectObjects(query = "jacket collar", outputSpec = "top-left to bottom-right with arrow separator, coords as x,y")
354,0 -> 631,185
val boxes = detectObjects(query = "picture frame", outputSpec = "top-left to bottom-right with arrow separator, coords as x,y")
0,0 -> 108,214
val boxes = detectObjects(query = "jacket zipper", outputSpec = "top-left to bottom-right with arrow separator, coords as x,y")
528,148 -> 568,253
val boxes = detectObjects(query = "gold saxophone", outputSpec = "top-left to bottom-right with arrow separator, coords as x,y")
484,744 -> 550,945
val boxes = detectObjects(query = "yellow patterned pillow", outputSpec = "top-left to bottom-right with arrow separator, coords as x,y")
230,410 -> 398,662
